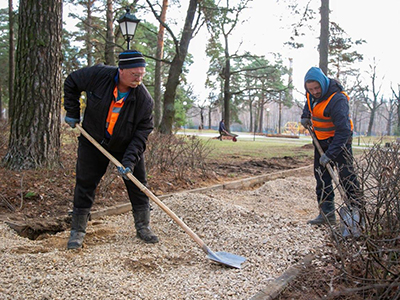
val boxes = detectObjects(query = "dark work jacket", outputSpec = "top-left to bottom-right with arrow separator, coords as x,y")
219,121 -> 226,133
301,79 -> 352,160
64,64 -> 154,169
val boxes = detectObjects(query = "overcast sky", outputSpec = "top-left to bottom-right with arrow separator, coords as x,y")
183,0 -> 400,101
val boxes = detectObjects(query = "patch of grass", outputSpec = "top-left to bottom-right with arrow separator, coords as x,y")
353,135 -> 399,146
204,138 -> 314,160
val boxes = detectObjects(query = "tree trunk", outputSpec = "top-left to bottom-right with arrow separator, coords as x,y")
249,97 -> 253,134
397,103 -> 400,135
208,105 -> 212,129
278,96 -> 283,134
8,0 -> 15,121
154,0 -> 168,128
392,85 -> 400,135
0,85 -> 2,120
258,99 -> 264,133
3,0 -> 62,170
367,109 -> 375,136
86,0 -> 94,66
223,34 -> 231,132
159,0 -> 198,134
104,0 -> 115,66
199,107 -> 204,129
386,106 -> 392,136
319,0 -> 329,75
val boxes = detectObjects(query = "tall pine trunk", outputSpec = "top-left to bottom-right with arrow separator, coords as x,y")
319,0 -> 329,75
154,0 -> 168,128
104,0 -> 115,66
8,0 -> 15,121
85,1 -> 94,66
223,34 -> 231,132
3,0 -> 62,170
159,0 -> 198,134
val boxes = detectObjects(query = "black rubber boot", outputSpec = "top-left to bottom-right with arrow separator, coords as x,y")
307,198 -> 336,225
67,207 -> 91,249
133,209 -> 159,244
307,213 -> 336,225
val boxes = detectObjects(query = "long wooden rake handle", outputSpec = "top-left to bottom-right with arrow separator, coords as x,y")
76,124 -> 212,254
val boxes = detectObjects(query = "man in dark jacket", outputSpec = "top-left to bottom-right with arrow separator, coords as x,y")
64,50 -> 158,249
218,119 -> 227,141
218,119 -> 238,141
301,67 -> 361,225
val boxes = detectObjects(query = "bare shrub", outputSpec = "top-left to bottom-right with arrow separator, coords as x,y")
145,132 -> 214,182
327,142 -> 400,299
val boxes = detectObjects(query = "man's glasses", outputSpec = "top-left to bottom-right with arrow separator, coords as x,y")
131,72 -> 146,79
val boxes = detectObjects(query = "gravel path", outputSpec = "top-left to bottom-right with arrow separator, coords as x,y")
0,175 -> 330,299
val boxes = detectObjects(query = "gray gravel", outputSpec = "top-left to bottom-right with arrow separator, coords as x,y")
0,175 -> 331,299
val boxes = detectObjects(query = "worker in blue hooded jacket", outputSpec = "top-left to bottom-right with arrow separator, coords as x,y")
301,67 -> 361,225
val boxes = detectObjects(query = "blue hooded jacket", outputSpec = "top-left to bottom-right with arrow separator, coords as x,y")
301,67 -> 353,160
304,67 -> 330,100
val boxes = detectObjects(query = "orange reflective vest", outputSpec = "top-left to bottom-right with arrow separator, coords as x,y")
106,87 -> 129,136
307,91 -> 354,140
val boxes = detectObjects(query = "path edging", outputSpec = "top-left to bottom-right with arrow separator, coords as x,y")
249,254 -> 314,300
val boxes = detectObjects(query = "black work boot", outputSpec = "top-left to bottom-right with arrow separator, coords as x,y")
67,207 -> 91,250
308,198 -> 336,225
133,209 -> 159,244
307,212 -> 336,225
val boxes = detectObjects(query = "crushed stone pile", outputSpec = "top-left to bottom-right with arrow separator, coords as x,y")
0,176 -> 331,300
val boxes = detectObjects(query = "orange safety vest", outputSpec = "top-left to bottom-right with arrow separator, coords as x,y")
307,91 -> 354,140
106,87 -> 128,136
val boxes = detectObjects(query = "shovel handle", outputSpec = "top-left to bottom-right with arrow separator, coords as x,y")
75,124 -> 211,254
307,126 -> 348,202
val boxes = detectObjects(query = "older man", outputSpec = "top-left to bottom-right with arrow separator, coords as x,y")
64,50 -> 158,249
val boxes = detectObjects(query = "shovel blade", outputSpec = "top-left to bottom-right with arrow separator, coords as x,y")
207,251 -> 246,269
339,207 -> 363,238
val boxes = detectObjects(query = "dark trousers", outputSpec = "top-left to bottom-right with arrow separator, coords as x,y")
314,139 -> 361,214
73,136 -> 150,211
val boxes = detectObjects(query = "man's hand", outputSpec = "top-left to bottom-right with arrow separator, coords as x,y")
117,166 -> 132,180
319,154 -> 331,168
65,116 -> 80,128
301,118 -> 312,128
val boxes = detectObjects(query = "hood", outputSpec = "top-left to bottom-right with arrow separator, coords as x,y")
304,67 -> 330,99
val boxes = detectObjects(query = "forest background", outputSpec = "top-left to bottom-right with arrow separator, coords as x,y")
0,0 -> 400,169
1,0 -> 399,136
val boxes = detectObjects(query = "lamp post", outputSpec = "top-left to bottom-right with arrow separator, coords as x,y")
183,101 -> 187,134
118,7 -> 141,50
266,108 -> 270,134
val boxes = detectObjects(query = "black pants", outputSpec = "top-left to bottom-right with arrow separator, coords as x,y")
314,139 -> 361,214
73,135 -> 150,211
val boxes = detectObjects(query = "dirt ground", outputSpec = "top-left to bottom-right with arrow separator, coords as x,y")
1,132 -> 360,299
0,135 -> 313,238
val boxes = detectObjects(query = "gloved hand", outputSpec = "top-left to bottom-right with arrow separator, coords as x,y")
117,166 -> 132,180
319,154 -> 331,168
65,116 -> 80,128
301,118 -> 312,128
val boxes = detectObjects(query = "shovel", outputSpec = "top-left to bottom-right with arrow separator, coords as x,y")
306,126 -> 362,237
76,124 -> 246,268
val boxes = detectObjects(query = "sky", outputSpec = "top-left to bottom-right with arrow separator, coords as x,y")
1,0 -> 399,102
181,0 -> 400,101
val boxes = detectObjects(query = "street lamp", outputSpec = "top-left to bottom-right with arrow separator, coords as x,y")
118,7 -> 141,50
182,101 -> 187,134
